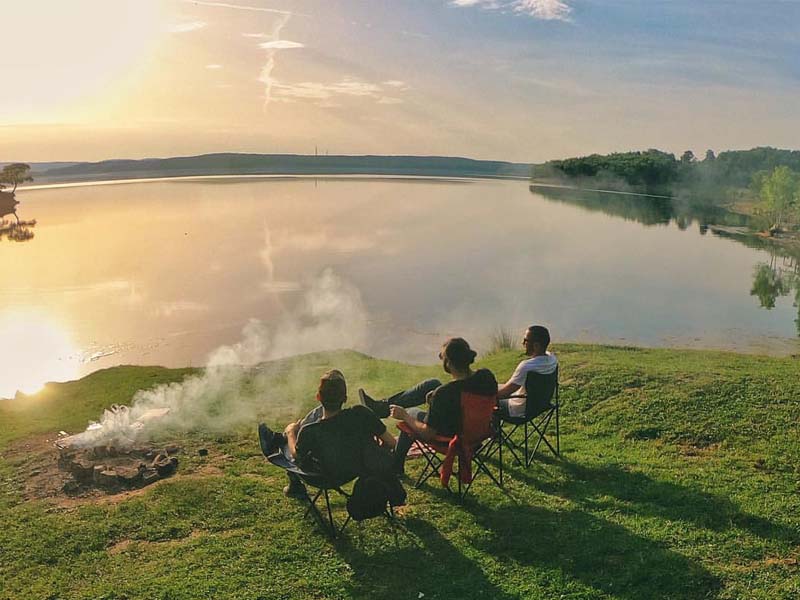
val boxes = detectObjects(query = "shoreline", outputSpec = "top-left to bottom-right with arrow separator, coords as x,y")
19,172 -> 530,192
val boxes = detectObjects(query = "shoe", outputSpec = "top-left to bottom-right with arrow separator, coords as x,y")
258,423 -> 284,457
283,481 -> 308,500
358,388 -> 390,418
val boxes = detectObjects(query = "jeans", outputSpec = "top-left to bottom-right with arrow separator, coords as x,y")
385,378 -> 442,408
394,408 -> 428,472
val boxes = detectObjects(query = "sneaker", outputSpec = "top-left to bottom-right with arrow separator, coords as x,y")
258,423 -> 284,457
283,481 -> 308,500
358,388 -> 390,418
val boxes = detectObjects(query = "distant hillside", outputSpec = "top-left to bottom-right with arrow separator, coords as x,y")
34,153 -> 532,183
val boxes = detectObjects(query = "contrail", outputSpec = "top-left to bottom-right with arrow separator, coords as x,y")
181,0 -> 309,18
258,11 -> 292,109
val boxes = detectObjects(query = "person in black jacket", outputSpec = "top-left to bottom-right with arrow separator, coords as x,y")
259,369 -> 396,498
361,337 -> 497,474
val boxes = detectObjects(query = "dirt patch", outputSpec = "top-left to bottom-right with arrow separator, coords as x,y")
1,433 -> 225,507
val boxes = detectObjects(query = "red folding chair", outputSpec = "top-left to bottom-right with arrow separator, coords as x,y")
397,391 -> 501,499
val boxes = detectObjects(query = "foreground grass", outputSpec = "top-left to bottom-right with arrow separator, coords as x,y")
1,345 -> 799,599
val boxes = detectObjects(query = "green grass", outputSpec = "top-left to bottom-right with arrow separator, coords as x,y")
1,345 -> 799,599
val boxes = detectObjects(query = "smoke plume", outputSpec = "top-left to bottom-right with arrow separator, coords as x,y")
66,268 -> 368,449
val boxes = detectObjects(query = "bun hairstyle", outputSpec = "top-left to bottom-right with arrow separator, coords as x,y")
441,337 -> 477,372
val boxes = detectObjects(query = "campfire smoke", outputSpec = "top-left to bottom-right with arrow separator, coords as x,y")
63,268 -> 368,450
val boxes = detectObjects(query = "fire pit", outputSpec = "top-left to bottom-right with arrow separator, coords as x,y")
57,444 -> 179,493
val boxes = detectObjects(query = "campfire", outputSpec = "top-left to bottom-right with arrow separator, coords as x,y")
56,444 -> 179,493
54,405 -> 179,494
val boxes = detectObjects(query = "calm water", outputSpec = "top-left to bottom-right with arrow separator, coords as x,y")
1,176 -> 798,398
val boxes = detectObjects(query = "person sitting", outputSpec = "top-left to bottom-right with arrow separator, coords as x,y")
258,369 -> 396,498
496,325 -> 558,418
362,337 -> 496,474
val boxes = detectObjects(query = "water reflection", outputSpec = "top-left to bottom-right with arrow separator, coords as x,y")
751,252 -> 800,335
0,191 -> 37,242
533,184 -> 800,337
0,311 -> 80,398
531,184 -> 748,232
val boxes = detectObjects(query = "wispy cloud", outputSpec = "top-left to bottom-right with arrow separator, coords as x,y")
451,0 -> 572,21
167,21 -> 208,33
181,0 -> 294,16
270,77 -> 407,105
258,40 -> 304,49
206,64 -> 223,69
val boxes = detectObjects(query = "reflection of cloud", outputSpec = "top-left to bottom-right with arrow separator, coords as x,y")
260,281 -> 302,293
258,40 -> 304,49
154,301 -> 210,318
276,230 -> 376,253
451,0 -> 572,21
167,21 -> 208,33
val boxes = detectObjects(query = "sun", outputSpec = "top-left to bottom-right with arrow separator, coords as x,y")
1,0 -> 164,124
0,311 -> 80,399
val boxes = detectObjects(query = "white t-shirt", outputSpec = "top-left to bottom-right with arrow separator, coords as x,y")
504,352 -> 558,417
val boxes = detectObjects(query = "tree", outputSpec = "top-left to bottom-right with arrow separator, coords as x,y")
753,166 -> 799,230
0,163 -> 33,193
704,149 -> 716,162
680,150 -> 696,164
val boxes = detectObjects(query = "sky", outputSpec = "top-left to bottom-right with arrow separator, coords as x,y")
1,0 -> 799,163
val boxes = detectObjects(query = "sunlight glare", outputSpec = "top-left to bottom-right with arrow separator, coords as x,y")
0,312 -> 80,399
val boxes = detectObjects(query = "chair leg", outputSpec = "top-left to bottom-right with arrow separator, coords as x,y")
323,489 -> 337,538
556,403 -> 560,456
499,423 -> 504,487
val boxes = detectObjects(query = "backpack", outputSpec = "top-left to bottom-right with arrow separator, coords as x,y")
346,474 -> 406,521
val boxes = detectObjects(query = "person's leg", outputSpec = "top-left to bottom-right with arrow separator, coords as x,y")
387,379 -> 442,408
393,409 -> 427,474
360,379 -> 442,417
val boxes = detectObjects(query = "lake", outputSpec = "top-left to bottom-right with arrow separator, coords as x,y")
1,176 -> 798,398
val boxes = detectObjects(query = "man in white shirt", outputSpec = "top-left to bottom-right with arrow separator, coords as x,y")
496,325 -> 558,418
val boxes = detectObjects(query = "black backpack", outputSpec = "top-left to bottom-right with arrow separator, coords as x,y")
346,474 -> 406,521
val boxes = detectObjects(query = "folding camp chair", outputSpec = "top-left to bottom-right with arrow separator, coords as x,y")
397,391 -> 502,499
267,452 -> 359,538
497,369 -> 559,484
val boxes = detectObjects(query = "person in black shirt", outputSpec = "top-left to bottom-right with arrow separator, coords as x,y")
259,369 -> 396,498
365,338 -> 497,474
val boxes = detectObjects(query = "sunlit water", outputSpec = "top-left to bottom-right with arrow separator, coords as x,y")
1,176 -> 798,399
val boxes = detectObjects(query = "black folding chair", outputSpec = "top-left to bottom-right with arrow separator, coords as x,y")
267,452 -> 396,539
497,369 -> 559,484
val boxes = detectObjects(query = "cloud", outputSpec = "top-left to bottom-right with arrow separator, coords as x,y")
182,0 -> 294,16
450,0 -> 572,21
270,77 -> 406,105
167,21 -> 208,33
258,40 -> 305,49
206,64 -> 223,69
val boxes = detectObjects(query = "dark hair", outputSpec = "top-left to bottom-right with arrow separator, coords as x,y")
317,369 -> 347,410
528,325 -> 551,351
441,337 -> 477,372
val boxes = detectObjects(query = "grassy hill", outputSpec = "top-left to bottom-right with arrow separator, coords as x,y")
30,154 -> 532,184
1,345 -> 799,599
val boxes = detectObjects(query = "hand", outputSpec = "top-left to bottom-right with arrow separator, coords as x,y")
389,405 -> 408,421
284,421 -> 300,435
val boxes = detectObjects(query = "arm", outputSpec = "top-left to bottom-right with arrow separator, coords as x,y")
284,420 -> 301,460
378,429 -> 397,450
390,405 -> 440,441
497,381 -> 522,399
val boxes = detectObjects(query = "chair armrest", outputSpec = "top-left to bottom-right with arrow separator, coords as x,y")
396,421 -> 452,444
